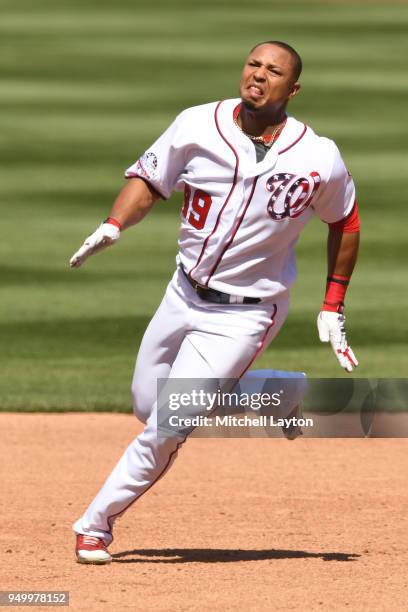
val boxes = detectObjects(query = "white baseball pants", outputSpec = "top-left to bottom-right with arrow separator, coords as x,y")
73,268 -> 290,544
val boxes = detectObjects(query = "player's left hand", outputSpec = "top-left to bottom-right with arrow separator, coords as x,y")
317,310 -> 358,373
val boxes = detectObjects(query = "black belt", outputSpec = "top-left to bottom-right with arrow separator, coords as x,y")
181,266 -> 261,304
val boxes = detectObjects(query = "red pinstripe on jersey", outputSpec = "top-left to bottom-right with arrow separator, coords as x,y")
278,124 -> 307,155
188,101 -> 240,280
205,176 -> 259,285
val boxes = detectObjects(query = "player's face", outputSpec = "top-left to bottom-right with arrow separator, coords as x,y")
240,44 -> 300,112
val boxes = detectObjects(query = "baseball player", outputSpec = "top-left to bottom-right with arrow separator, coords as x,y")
70,41 -> 360,564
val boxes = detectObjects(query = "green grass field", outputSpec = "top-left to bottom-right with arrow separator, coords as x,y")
1,0 -> 407,410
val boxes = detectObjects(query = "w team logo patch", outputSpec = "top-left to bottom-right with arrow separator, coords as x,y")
266,172 -> 321,220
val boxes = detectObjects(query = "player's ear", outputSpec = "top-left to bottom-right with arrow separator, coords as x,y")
288,82 -> 301,100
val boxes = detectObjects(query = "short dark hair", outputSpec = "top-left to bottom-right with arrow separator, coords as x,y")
250,41 -> 302,81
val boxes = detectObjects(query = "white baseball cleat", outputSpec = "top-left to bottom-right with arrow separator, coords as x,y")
75,535 -> 112,565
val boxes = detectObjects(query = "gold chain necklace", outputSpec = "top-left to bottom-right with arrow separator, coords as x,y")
234,115 -> 286,148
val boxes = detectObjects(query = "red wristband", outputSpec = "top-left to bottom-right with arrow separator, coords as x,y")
104,217 -> 122,231
322,274 -> 350,312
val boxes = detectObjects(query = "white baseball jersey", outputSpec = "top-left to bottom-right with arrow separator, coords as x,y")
125,98 -> 355,300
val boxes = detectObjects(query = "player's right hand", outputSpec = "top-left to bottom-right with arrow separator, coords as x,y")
69,222 -> 120,268
317,310 -> 358,373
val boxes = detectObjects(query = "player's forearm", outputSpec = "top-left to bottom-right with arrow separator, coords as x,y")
110,178 -> 160,231
327,229 -> 360,277
69,178 -> 161,268
321,229 -> 359,313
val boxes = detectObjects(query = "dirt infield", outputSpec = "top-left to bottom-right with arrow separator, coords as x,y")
0,413 -> 407,611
